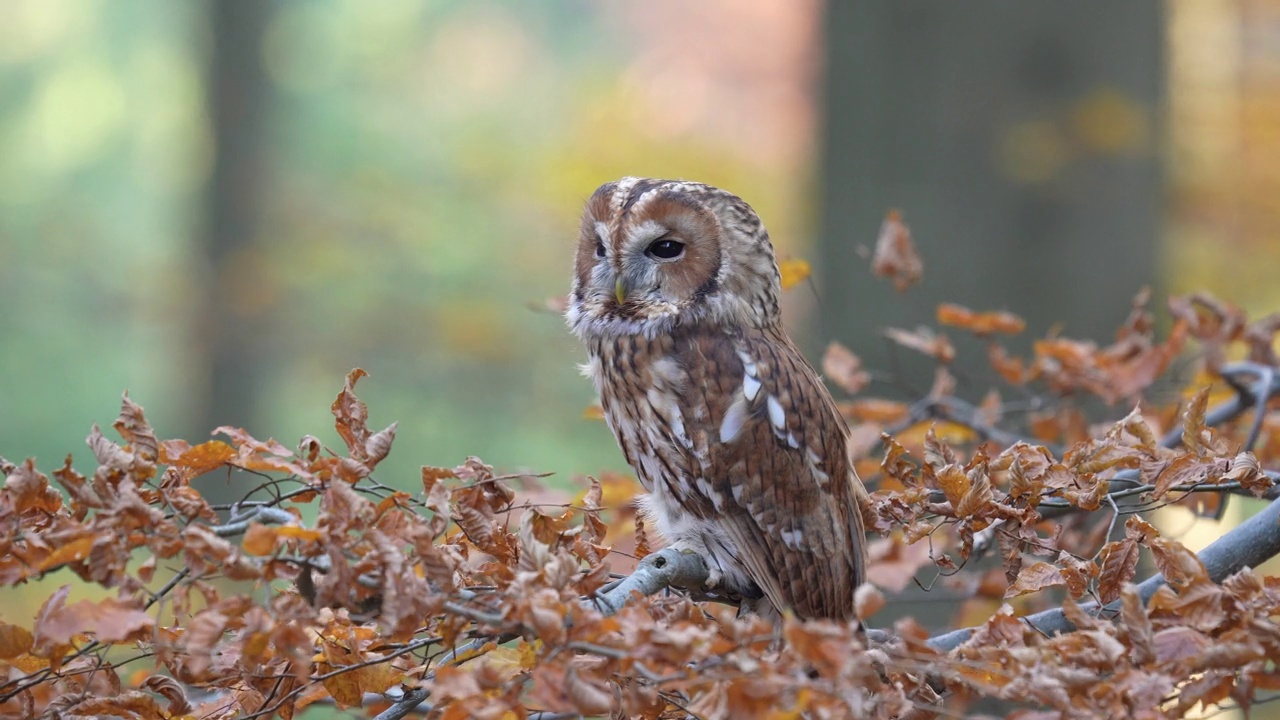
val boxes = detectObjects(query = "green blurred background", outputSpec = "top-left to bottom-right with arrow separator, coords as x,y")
2,0 -> 1277,495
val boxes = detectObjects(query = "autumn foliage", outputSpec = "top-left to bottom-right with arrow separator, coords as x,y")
6,225 -> 1280,718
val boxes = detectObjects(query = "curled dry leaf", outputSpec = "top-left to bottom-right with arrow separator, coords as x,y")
1182,386 -> 1212,456
332,367 -> 371,458
1096,539 -> 1140,605
114,392 -> 159,468
871,209 -> 923,292
1167,292 -> 1245,368
363,422 -> 398,469
140,675 -> 192,716
882,326 -> 956,364
1224,451 -> 1271,496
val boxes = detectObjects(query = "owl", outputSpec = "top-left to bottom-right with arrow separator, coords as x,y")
566,177 -> 869,621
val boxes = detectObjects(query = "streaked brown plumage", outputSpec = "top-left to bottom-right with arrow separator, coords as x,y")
567,177 -> 868,621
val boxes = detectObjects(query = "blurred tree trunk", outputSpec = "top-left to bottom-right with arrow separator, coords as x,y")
817,1 -> 1163,633
817,2 -> 1163,395
192,0 -> 272,447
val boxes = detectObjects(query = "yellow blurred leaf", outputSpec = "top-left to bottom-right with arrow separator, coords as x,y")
354,661 -> 403,694
778,258 -> 811,290
35,536 -> 95,572
275,525 -> 323,543
582,404 -> 605,421
469,644 -> 527,682
519,639 -> 539,670
0,623 -> 33,659
320,662 -> 363,708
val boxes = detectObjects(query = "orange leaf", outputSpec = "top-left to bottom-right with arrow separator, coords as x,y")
275,525 -> 323,543
319,662 -> 364,708
845,399 -> 909,424
169,441 -> 235,477
241,523 -> 279,557
35,536 -> 95,572
0,623 -> 33,659
937,303 -> 1026,336
934,465 -> 971,508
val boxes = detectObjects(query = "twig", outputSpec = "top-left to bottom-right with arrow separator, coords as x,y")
1244,366 -> 1275,452
211,506 -> 296,537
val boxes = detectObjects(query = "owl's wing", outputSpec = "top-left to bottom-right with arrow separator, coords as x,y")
683,326 -> 868,620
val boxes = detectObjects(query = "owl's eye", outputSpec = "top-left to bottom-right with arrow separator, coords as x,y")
646,238 -> 684,261
594,241 -> 606,259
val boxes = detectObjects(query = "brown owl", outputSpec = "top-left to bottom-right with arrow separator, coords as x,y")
567,177 -> 869,621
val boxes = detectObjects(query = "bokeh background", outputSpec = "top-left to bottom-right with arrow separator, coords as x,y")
2,0 -> 829,485
7,0 -> 1272,489
4,1 -> 1280,716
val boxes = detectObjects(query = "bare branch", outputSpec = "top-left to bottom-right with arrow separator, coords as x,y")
211,505 -> 295,537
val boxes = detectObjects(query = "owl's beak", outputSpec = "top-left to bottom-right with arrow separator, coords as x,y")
615,277 -> 627,304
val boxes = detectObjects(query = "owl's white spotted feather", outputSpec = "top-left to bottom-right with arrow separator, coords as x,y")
568,177 -> 868,621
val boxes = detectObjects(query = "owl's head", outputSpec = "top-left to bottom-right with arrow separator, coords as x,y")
567,177 -> 782,340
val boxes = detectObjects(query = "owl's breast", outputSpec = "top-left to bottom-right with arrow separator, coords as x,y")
586,333 -> 717,520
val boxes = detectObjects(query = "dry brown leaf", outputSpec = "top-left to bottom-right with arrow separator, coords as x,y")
883,326 -> 956,364
854,583 -> 886,620
332,367 -> 371,457
1096,539 -> 1140,605
1004,561 -> 1067,598
0,622 -> 33,660
822,341 -> 869,394
35,595 -> 154,645
871,209 -> 923,292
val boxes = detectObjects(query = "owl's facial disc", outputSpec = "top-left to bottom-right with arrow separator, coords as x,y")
612,199 -> 721,314
571,178 -> 791,339
614,234 -> 689,307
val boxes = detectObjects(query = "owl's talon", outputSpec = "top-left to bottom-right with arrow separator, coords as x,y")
705,566 -> 723,589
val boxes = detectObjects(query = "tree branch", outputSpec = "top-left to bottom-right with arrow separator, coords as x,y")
211,505 -> 295,537
927,493 -> 1280,651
